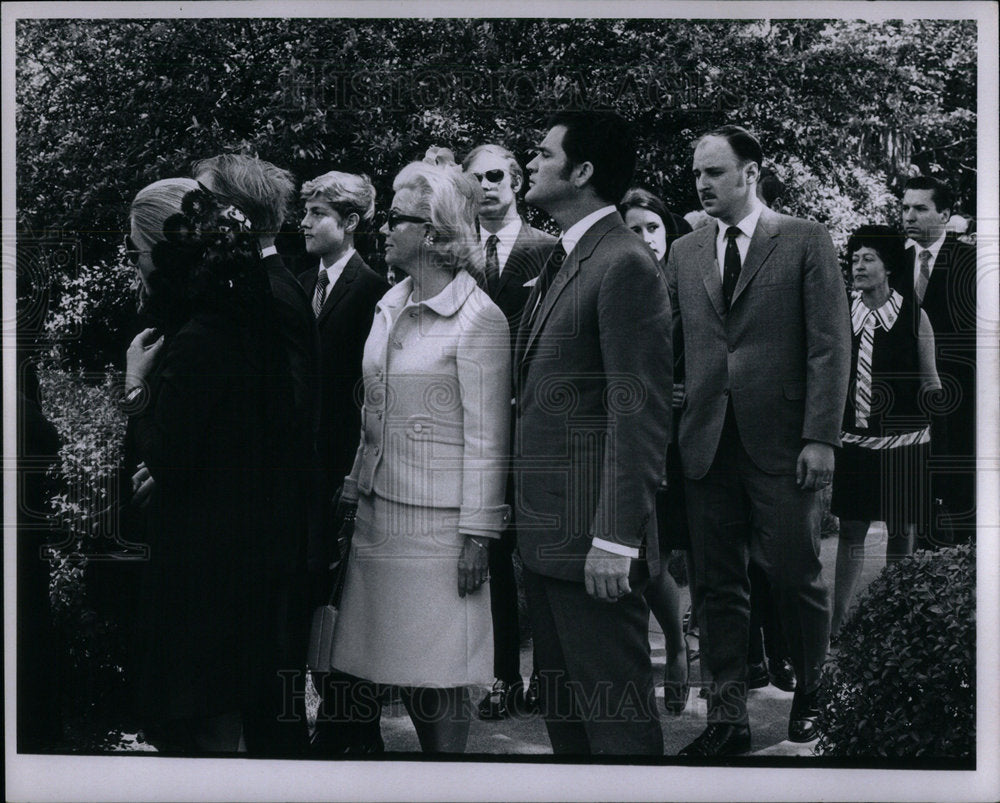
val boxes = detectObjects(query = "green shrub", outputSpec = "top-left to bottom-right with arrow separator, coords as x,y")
816,543 -> 975,758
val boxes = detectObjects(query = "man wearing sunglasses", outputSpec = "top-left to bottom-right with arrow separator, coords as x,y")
461,144 -> 555,722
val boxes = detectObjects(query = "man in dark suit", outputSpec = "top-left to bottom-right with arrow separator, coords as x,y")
901,176 -> 977,545
297,170 -> 388,754
192,154 -> 319,757
462,143 -> 555,720
514,111 -> 672,755
667,126 -> 851,755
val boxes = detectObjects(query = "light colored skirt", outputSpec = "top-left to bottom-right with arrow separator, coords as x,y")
330,493 -> 493,687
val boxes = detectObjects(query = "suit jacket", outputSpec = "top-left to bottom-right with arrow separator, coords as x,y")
514,211 -> 672,582
299,253 -> 388,496
343,271 -> 511,536
263,252 -> 323,574
488,221 -> 556,354
666,206 -> 851,480
908,233 -> 977,341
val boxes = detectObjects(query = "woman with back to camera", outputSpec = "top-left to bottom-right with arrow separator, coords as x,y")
620,186 -> 693,714
327,158 -> 511,752
830,225 -> 941,637
122,178 -> 294,752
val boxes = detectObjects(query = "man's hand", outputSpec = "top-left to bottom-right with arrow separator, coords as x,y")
584,545 -> 632,602
796,441 -> 834,491
457,534 -> 491,598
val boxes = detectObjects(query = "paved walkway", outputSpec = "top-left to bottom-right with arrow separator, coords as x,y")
378,527 -> 888,756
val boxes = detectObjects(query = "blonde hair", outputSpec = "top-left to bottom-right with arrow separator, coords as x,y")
393,162 -> 485,279
300,170 -> 376,223
130,177 -> 200,250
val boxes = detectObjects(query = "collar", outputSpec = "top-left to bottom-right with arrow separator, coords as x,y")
481,216 -> 522,251
561,205 -> 616,256
260,244 -> 278,258
851,289 -> 903,335
376,269 -> 478,319
320,247 -> 356,275
905,231 -> 946,263
716,199 -> 764,243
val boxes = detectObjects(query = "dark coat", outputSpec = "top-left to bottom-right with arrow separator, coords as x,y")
298,253 -> 388,497
130,311 -> 294,723
514,212 -> 672,582
487,222 -> 556,356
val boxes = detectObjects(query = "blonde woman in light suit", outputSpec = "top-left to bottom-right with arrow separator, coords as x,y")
329,159 -> 511,753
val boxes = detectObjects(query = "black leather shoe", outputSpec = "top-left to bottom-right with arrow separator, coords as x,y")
768,657 -> 797,692
478,678 -> 522,720
787,688 -> 821,743
679,723 -> 752,756
747,661 -> 770,690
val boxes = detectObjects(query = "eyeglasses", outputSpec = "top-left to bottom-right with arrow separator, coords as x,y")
123,234 -> 149,265
472,169 -> 506,184
386,210 -> 429,231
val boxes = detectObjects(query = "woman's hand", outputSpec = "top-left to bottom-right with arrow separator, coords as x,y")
126,327 -> 165,390
457,534 -> 491,598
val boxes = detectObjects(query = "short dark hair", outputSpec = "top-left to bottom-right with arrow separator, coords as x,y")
545,110 -> 635,204
757,166 -> 786,207
846,224 -> 908,278
903,176 -> 954,213
697,125 -> 764,169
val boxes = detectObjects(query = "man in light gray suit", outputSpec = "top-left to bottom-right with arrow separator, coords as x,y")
668,126 -> 850,755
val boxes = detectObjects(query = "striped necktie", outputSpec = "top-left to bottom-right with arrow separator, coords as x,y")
915,250 -> 932,305
313,269 -> 330,317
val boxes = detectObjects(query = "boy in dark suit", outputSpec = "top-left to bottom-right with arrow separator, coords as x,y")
297,169 -> 388,754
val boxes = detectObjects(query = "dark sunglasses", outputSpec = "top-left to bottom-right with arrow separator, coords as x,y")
386,210 -> 429,231
472,169 -> 506,184
123,234 -> 149,265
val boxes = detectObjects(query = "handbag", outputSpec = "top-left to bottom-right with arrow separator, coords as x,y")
306,515 -> 354,672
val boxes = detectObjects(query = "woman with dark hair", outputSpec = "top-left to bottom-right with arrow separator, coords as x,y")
327,159 -> 511,752
830,225 -> 940,635
620,186 -> 692,714
123,178 -> 294,752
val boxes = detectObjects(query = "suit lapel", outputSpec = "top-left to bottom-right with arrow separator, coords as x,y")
731,209 -> 780,307
317,253 -> 361,325
697,223 -> 727,320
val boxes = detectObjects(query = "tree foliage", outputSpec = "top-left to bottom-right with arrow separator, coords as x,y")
17,17 -> 976,370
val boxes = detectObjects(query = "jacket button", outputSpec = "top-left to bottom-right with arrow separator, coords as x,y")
723,389 -> 730,397
377,411 -> 383,420
374,446 -> 381,455
413,423 -> 423,433
728,344 -> 736,353
393,340 -> 403,349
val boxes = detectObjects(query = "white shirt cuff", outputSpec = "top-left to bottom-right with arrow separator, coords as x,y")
591,538 -> 640,559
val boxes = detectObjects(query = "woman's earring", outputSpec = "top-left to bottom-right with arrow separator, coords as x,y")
423,233 -> 434,247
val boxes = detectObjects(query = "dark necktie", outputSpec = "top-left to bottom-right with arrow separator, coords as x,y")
722,226 -> 742,311
312,269 -> 330,318
518,240 -> 566,361
485,235 -> 500,296
915,249 -> 932,305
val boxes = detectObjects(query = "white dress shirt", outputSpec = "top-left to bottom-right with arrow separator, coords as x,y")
715,200 -> 764,280
906,231 -> 947,288
318,246 -> 356,289
480,217 -> 523,275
